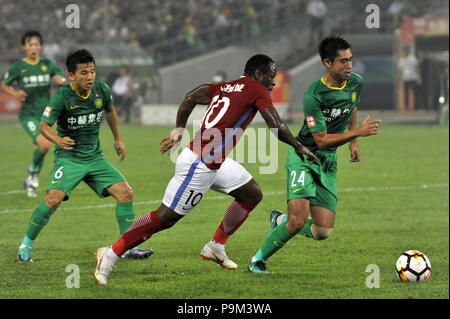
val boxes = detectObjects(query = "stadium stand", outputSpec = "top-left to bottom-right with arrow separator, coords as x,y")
0,0 -> 447,121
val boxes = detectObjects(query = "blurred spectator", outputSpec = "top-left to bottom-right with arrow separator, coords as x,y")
398,45 -> 421,111
183,17 -> 205,51
105,70 -> 120,88
42,39 -> 61,62
0,0 -> 447,79
215,9 -> 232,29
2,0 -> 445,65
243,1 -> 260,38
0,0 -> 380,67
214,8 -> 232,41
352,57 -> 366,76
387,0 -> 404,31
212,70 -> 227,83
306,0 -> 327,46
112,67 -> 135,123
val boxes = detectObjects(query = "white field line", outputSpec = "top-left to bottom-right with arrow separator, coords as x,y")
0,183 -> 448,215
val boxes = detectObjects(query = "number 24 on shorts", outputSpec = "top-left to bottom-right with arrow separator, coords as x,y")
291,170 -> 305,187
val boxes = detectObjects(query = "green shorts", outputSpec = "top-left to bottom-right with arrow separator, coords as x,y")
285,146 -> 338,213
20,117 -> 41,144
47,155 -> 127,201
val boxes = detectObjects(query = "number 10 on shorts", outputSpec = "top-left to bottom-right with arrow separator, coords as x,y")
185,189 -> 203,207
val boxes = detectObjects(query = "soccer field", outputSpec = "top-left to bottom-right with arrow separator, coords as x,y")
0,120 -> 448,300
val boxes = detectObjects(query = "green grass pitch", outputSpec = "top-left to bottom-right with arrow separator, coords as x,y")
0,120 -> 448,299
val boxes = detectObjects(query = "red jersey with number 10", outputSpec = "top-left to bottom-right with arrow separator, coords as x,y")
188,75 -> 274,169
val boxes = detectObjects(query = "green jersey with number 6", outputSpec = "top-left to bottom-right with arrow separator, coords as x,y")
41,81 -> 114,160
297,72 -> 363,152
3,58 -> 62,120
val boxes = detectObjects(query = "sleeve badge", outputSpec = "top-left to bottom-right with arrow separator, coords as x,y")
306,116 -> 316,127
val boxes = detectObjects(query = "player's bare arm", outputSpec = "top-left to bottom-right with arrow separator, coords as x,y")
160,84 -> 210,154
312,114 -> 381,150
39,121 -> 74,150
105,106 -> 126,160
1,81 -> 27,101
348,107 -> 360,162
260,107 -> 319,163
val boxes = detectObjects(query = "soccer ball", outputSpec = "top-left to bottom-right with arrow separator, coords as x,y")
395,250 -> 431,282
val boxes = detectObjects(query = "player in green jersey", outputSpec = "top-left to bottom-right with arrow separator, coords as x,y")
16,49 -> 153,262
1,31 -> 67,197
248,35 -> 382,273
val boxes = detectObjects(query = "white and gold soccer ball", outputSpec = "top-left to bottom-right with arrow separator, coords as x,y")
395,250 -> 431,282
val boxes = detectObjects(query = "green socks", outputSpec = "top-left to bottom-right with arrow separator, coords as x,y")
116,202 -> 143,251
253,222 -> 295,262
30,148 -> 46,173
21,202 -> 136,244
253,215 -> 316,263
115,202 -> 136,235
297,219 -> 314,238
22,203 -> 55,247
20,202 -> 137,250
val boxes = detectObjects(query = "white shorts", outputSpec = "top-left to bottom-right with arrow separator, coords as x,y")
162,148 -> 253,215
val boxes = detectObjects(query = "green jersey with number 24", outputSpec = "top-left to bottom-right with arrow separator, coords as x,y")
297,72 -> 363,152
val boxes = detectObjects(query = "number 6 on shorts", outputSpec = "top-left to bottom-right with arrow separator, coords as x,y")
54,166 -> 64,179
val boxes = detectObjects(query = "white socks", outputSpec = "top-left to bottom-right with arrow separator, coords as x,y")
107,246 -> 120,263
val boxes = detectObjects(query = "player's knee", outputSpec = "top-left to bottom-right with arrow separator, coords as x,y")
161,218 -> 177,229
253,189 -> 263,205
115,185 -> 134,202
39,144 -> 51,154
311,224 -> 333,240
45,197 -> 62,211
36,135 -> 51,153
157,206 -> 183,229
123,187 -> 134,201
243,183 -> 263,206
40,140 -> 52,153
286,215 -> 307,234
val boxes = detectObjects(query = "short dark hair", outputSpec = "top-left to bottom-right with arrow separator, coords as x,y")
319,35 -> 351,63
21,30 -> 43,46
66,49 -> 96,73
244,54 -> 275,76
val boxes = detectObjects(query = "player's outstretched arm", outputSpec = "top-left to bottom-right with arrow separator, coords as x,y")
160,84 -> 210,155
39,121 -> 74,150
260,107 -> 318,163
312,115 -> 381,150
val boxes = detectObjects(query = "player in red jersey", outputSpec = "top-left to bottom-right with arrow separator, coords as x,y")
94,54 -> 318,284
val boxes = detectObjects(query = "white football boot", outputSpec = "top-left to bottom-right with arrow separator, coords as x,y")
24,168 -> 39,198
30,173 -> 39,188
200,242 -> 237,270
24,177 -> 37,198
95,247 -> 117,285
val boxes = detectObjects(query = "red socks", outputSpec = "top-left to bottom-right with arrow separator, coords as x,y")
212,201 -> 256,245
112,210 -> 161,256
111,201 -> 256,256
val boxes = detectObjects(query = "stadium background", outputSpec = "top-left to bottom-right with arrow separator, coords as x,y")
0,0 -> 448,124
0,0 -> 448,302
